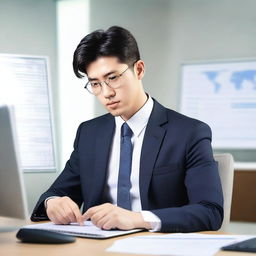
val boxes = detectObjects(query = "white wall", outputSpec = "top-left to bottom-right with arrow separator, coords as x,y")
89,0 -> 256,161
0,0 -> 59,213
57,0 -> 94,169
89,0 -> 174,116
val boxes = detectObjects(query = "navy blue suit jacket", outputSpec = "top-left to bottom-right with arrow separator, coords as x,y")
31,99 -> 224,232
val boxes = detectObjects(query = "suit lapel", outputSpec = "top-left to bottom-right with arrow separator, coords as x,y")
140,100 -> 168,209
89,115 -> 115,206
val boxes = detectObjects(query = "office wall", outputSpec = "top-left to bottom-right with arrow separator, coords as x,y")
1,0 -> 255,213
89,0 -> 173,116
90,0 -> 256,112
0,0 -> 59,213
56,0 -> 94,170
165,0 -> 256,162
89,0 -> 256,162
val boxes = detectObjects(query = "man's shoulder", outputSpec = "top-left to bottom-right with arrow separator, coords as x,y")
152,99 -> 211,137
154,99 -> 209,128
167,108 -> 207,127
79,113 -> 114,130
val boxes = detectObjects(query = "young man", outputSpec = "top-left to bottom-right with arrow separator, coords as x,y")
31,26 -> 223,233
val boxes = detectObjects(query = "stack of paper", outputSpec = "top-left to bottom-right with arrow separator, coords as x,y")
22,221 -> 142,239
106,233 -> 254,256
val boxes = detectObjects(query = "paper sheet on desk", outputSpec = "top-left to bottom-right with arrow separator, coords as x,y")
106,233 -> 255,256
22,221 -> 142,238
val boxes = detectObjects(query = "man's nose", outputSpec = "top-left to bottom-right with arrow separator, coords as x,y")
101,82 -> 115,98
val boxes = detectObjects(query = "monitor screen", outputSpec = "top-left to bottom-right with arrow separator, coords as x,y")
180,60 -> 256,151
0,105 -> 29,231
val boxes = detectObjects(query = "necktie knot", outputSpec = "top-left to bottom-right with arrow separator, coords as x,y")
121,123 -> 133,138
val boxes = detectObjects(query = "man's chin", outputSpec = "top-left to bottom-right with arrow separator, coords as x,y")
107,108 -> 122,117
109,112 -> 122,117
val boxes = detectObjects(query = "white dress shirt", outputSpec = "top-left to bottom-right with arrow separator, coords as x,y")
106,96 -> 161,231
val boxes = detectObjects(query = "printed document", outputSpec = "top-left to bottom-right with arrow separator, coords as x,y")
107,233 -> 255,255
22,221 -> 142,239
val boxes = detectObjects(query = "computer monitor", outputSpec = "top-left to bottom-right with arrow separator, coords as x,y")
0,105 -> 29,231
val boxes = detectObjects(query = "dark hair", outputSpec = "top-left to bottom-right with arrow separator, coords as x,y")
73,26 -> 140,78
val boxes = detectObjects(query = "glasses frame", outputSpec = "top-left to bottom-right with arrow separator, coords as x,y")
84,66 -> 130,95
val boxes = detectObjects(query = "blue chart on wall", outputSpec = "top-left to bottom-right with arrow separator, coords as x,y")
180,60 -> 256,149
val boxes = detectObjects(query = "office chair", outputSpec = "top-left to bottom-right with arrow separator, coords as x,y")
214,153 -> 234,232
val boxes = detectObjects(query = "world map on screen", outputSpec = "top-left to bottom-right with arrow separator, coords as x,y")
203,70 -> 256,93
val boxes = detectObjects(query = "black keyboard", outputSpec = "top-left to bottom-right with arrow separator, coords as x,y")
221,237 -> 256,253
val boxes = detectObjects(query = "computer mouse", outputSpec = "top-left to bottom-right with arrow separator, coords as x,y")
16,228 -> 76,244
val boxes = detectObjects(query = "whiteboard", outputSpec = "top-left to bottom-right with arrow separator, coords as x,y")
0,54 -> 56,172
180,60 -> 256,149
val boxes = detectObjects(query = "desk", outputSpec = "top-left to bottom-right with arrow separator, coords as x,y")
231,170 -> 256,222
0,219 -> 252,256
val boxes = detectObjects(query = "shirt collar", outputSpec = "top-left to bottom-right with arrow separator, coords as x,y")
115,95 -> 154,137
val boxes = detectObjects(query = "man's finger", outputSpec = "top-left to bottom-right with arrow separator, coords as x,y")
82,207 -> 101,221
90,209 -> 109,226
63,197 -> 84,225
52,210 -> 70,224
102,218 -> 115,230
82,210 -> 90,221
95,214 -> 112,229
71,205 -> 84,225
82,203 -> 111,220
63,204 -> 77,223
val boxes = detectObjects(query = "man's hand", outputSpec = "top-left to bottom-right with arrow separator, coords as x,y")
83,203 -> 152,230
46,196 -> 84,225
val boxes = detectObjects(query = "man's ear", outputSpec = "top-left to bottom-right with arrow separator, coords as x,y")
134,60 -> 145,80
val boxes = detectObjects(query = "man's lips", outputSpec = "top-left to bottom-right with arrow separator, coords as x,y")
106,101 -> 120,106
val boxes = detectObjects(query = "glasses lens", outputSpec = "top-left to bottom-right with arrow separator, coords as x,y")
86,82 -> 101,95
85,67 -> 129,94
107,76 -> 119,88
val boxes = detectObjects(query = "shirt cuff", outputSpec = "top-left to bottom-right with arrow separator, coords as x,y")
44,196 -> 60,209
140,210 -> 162,232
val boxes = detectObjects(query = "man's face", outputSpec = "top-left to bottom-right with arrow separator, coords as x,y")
86,56 -> 146,120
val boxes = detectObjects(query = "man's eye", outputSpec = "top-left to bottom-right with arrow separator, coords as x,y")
91,82 -> 100,87
108,75 -> 118,81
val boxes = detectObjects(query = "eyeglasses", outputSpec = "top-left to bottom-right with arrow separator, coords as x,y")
84,66 -> 130,95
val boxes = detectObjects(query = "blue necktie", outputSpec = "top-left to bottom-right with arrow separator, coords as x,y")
117,123 -> 133,210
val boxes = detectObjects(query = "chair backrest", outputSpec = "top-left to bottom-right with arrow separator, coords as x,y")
214,153 -> 234,232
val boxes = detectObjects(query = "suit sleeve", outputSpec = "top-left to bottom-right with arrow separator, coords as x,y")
151,122 -> 224,232
30,123 -> 84,221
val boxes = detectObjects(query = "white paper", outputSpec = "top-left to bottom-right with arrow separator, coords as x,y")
106,233 -> 255,256
22,221 -> 142,238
